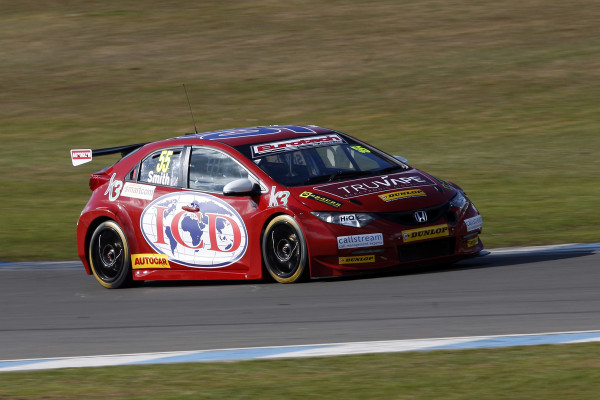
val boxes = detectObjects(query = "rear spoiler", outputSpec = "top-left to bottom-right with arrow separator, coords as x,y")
70,143 -> 147,166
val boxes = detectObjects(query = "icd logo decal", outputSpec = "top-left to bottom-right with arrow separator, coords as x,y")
140,193 -> 248,268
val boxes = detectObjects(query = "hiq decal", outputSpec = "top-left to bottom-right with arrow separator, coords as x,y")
140,193 -> 248,268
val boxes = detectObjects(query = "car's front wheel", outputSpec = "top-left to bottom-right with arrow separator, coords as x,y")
262,215 -> 308,283
89,221 -> 132,289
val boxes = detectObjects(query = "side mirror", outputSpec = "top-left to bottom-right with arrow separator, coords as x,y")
223,179 -> 261,196
393,155 -> 409,165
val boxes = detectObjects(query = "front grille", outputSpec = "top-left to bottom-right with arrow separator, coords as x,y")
376,202 -> 452,226
397,238 -> 456,262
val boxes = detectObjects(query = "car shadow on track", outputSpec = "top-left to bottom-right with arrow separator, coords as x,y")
312,248 -> 598,283
134,248 -> 597,288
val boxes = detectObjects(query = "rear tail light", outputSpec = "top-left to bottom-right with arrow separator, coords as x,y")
89,172 -> 110,191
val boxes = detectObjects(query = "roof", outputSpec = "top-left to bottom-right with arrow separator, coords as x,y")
178,125 -> 334,147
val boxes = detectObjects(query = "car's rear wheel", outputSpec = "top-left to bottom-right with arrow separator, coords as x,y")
262,215 -> 308,283
89,221 -> 132,289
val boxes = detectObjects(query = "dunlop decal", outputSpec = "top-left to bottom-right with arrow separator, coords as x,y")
339,255 -> 376,264
402,224 -> 449,243
131,254 -> 170,269
299,191 -> 343,208
378,189 -> 427,202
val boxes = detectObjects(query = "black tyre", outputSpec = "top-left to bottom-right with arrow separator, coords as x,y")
89,221 -> 132,289
262,215 -> 308,283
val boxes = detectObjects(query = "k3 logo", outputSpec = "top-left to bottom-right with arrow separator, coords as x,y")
268,186 -> 290,207
104,173 -> 123,201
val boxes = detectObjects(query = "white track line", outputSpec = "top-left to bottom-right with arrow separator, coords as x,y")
2,330 -> 600,372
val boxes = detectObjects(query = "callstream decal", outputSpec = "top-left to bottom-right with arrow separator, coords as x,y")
315,172 -> 436,199
140,193 -> 248,268
339,255 -> 376,264
337,233 -> 384,250
402,224 -> 449,243
378,188 -> 427,202
300,191 -> 343,209
464,215 -> 483,232
131,254 -> 170,269
121,182 -> 156,201
252,134 -> 345,157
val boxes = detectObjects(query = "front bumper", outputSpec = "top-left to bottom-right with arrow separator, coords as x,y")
299,204 -> 484,278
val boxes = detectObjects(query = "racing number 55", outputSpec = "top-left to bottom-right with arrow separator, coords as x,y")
156,150 -> 173,173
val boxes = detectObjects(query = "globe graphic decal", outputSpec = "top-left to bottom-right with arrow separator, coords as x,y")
140,193 -> 248,268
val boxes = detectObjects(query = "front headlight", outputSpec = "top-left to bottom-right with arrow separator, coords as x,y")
449,191 -> 469,215
310,212 -> 376,228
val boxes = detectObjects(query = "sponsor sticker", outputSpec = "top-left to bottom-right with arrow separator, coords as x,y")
196,125 -> 319,141
467,236 -> 479,248
339,255 -> 376,264
337,233 -> 384,249
401,224 -> 449,243
121,182 -> 156,201
268,186 -> 290,207
378,189 -> 427,202
350,145 -> 371,153
104,173 -> 123,202
300,191 -> 343,208
465,215 -> 483,232
70,149 -> 92,166
131,254 -> 170,269
140,193 -> 248,268
315,172 -> 436,199
252,134 -> 345,157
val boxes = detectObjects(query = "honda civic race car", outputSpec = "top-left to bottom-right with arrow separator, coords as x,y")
72,125 -> 483,288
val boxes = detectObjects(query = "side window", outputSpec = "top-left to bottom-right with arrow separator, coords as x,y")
189,147 -> 250,192
139,148 -> 183,187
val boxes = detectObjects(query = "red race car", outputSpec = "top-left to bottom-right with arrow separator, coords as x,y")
72,125 -> 483,288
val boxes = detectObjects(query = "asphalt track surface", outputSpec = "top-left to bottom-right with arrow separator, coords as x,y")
1,244 -> 599,361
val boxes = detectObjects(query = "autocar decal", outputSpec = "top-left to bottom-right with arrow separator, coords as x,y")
339,255 -> 376,264
140,192 -> 248,268
251,134 -> 346,157
299,191 -> 343,208
268,186 -> 290,207
131,254 -> 170,269
314,172 -> 436,199
378,188 -> 427,202
401,224 -> 449,243
337,233 -> 384,249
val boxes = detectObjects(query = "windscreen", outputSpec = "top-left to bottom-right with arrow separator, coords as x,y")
236,133 -> 408,187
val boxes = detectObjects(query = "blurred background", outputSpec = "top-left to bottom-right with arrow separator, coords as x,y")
1,0 -> 598,260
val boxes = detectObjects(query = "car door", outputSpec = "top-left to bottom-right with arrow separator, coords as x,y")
137,145 -> 266,275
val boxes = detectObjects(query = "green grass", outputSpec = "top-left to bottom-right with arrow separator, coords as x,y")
1,343 -> 599,399
1,0 -> 599,260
